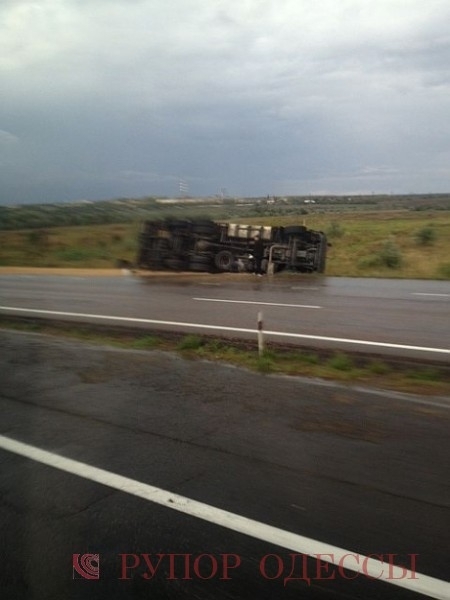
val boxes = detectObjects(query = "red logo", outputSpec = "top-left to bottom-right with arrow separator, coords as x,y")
72,554 -> 100,580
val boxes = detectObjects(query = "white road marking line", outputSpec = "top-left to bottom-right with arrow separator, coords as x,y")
0,434 -> 448,599
0,305 -> 449,355
193,297 -> 321,309
265,331 -> 450,354
412,293 -> 450,298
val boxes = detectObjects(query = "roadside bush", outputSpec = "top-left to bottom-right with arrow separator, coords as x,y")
357,240 -> 403,270
357,256 -> 380,269
407,368 -> 441,382
206,339 -> 227,352
328,353 -> 353,371
377,240 -> 403,269
436,263 -> 450,279
132,336 -> 160,349
297,352 -> 320,364
415,226 -> 436,246
177,335 -> 203,350
327,221 -> 345,238
367,360 -> 390,375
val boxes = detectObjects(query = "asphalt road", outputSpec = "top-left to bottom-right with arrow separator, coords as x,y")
0,273 -> 449,360
0,330 -> 449,599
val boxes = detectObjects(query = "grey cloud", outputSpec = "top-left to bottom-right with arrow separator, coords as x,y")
0,130 -> 19,144
1,0 -> 450,203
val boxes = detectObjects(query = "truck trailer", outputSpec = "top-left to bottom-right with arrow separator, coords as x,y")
137,218 -> 327,274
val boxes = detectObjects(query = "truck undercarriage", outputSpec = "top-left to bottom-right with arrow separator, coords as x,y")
137,219 -> 327,274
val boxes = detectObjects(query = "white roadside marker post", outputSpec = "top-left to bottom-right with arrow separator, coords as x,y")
257,311 -> 264,356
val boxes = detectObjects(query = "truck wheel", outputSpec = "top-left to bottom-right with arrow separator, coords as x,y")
214,250 -> 234,271
149,259 -> 164,270
164,258 -> 185,271
189,254 -> 211,271
189,260 -> 211,272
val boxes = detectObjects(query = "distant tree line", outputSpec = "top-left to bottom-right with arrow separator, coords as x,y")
0,193 -> 449,231
0,198 -> 160,230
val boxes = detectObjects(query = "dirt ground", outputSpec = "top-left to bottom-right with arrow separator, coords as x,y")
0,267 -> 217,279
0,267 -> 124,276
0,266 -> 323,284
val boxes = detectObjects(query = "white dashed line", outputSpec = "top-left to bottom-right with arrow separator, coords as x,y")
193,297 -> 321,309
412,293 -> 450,298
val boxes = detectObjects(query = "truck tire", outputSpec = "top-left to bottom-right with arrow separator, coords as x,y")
189,261 -> 210,272
164,257 -> 185,271
214,250 -> 234,271
188,254 -> 212,271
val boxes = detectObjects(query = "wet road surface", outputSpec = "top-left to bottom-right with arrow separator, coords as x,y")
0,329 -> 449,599
0,273 -> 449,360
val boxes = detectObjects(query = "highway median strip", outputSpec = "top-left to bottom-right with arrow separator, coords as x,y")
0,313 -> 449,396
0,305 -> 449,356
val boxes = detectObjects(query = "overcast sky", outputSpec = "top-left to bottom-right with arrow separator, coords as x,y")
1,0 -> 450,204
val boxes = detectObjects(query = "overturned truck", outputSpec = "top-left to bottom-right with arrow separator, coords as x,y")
137,219 -> 327,274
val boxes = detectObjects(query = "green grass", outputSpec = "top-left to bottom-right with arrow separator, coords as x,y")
256,355 -> 274,373
177,334 -> 204,350
0,223 -> 140,268
437,262 -> 450,278
328,353 -> 354,371
0,209 -> 449,278
2,318 -> 448,396
367,360 -> 391,375
406,368 -> 442,382
132,335 -> 161,349
240,211 -> 450,279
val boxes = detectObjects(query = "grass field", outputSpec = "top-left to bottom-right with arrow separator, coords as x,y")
241,211 -> 450,279
0,210 -> 449,279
